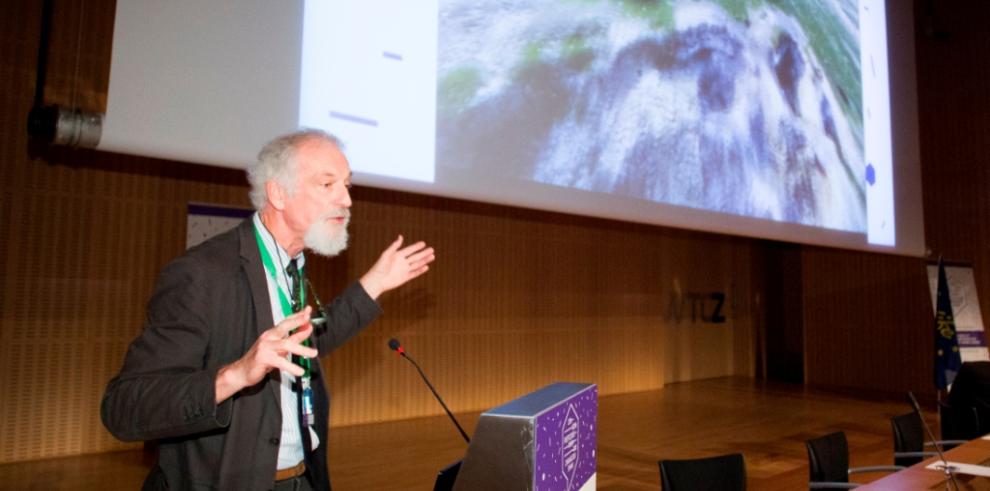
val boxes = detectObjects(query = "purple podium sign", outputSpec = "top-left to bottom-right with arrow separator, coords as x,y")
533,385 -> 597,491
452,382 -> 597,491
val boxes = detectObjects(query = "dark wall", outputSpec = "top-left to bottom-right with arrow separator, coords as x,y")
764,242 -> 804,384
802,0 -> 990,398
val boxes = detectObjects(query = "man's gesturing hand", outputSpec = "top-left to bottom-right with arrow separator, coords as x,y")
360,235 -> 436,300
215,307 -> 318,404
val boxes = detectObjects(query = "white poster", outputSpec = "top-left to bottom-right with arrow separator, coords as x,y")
186,203 -> 253,249
927,263 -> 988,362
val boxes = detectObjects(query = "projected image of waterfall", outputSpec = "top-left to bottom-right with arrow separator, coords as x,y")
437,0 -> 865,232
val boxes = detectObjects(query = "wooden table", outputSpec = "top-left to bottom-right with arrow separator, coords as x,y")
858,437 -> 990,490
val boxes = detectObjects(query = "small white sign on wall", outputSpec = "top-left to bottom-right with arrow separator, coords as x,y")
186,203 -> 253,250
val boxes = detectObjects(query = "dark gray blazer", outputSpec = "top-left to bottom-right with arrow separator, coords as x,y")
102,219 -> 381,490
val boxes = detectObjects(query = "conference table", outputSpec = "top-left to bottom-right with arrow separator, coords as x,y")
858,436 -> 990,490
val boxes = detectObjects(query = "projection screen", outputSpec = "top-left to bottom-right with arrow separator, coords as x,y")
99,0 -> 925,256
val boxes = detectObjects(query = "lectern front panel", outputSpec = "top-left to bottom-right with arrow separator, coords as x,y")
453,382 -> 598,491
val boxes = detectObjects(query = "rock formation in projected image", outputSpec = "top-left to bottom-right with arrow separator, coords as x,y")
437,0 -> 865,232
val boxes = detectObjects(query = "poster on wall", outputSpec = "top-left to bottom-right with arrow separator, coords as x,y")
927,263 -> 989,362
186,203 -> 253,249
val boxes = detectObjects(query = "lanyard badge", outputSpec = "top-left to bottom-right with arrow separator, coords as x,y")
254,223 -> 316,428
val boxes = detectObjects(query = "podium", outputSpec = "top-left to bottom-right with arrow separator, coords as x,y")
450,382 -> 598,491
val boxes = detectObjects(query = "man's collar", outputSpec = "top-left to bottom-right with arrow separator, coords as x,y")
252,213 -> 306,269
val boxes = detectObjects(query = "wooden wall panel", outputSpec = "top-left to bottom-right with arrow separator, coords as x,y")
802,248 -> 932,396
0,0 -> 755,462
916,0 -> 990,332
320,188 -> 750,425
801,0 -> 990,398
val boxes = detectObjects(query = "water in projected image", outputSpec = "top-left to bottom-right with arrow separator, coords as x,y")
437,0 -> 865,232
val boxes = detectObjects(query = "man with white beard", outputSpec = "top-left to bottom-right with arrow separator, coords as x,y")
101,130 -> 435,491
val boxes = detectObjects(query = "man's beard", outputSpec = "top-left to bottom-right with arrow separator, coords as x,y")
304,209 -> 350,257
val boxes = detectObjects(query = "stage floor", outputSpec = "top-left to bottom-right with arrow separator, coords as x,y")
0,377 -> 920,490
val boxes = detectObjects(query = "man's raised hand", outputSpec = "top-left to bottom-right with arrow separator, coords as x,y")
214,307 -> 317,403
360,235 -> 436,300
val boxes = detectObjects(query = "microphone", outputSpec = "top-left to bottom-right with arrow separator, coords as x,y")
388,338 -> 404,354
304,278 -> 328,327
388,338 -> 470,444
907,391 -> 959,491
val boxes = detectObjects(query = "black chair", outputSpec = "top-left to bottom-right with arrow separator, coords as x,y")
945,361 -> 990,437
938,401 -> 982,442
947,361 -> 990,410
659,453 -> 746,491
806,431 -> 903,489
890,412 -> 968,467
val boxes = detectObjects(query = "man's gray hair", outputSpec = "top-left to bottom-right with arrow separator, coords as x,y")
246,129 -> 343,211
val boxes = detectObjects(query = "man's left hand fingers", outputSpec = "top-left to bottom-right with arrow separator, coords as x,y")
405,247 -> 434,264
397,241 -> 428,257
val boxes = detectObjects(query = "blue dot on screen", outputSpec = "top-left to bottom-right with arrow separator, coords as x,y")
865,164 -> 876,186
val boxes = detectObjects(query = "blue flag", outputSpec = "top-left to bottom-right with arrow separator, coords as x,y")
934,260 -> 963,390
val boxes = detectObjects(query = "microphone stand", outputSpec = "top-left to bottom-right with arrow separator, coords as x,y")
908,391 -> 959,491
392,342 -> 471,444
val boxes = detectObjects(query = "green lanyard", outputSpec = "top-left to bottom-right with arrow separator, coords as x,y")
253,223 -> 312,377
253,225 -> 304,317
